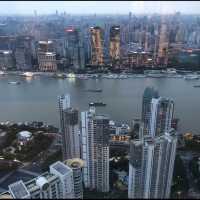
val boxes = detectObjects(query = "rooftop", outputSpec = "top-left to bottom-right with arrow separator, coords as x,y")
18,131 -> 32,138
65,158 -> 84,169
94,115 -> 110,120
0,131 -> 7,137
50,161 -> 72,175
38,40 -> 52,44
9,181 -> 30,199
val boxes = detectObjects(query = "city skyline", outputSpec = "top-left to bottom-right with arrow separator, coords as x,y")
0,1 -> 200,15
0,2 -> 199,198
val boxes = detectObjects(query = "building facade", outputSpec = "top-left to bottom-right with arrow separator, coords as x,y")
109,26 -> 120,65
4,160 -> 83,199
0,50 -> 14,70
157,20 -> 169,66
149,97 -> 174,137
141,87 -> 159,137
90,26 -> 104,66
81,108 -> 110,192
128,129 -> 177,199
38,52 -> 57,71
65,158 -> 84,199
129,90 -> 177,199
15,36 -> 34,70
50,161 -> 75,199
64,27 -> 85,70
58,94 -> 80,161
8,172 -> 61,199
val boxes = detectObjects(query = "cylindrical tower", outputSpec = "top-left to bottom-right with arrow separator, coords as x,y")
65,158 -> 84,199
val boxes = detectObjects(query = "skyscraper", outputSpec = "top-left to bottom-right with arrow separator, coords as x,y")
81,108 -> 110,192
128,129 -> 177,199
129,91 -> 177,199
141,87 -> 159,137
90,26 -> 104,66
15,36 -> 34,70
58,94 -> 80,161
64,27 -> 85,70
0,50 -> 14,70
109,26 -> 120,65
157,19 -> 169,66
149,97 -> 174,137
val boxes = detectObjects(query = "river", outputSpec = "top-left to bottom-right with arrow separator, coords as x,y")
0,74 -> 200,135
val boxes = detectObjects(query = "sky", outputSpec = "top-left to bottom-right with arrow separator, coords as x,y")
0,1 -> 200,15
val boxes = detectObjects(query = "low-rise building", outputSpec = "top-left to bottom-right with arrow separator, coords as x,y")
38,52 -> 57,72
2,160 -> 84,199
17,131 -> 33,146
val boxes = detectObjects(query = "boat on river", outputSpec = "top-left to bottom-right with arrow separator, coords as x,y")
193,85 -> 200,88
86,89 -> 102,92
184,74 -> 199,80
21,72 -> 34,77
8,81 -> 20,85
0,71 -> 5,75
89,102 -> 106,107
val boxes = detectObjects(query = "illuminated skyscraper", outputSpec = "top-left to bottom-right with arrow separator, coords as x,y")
58,94 -> 80,161
157,19 -> 169,66
109,26 -> 120,65
90,26 -> 104,66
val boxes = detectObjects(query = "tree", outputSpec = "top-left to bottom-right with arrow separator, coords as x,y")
171,155 -> 189,196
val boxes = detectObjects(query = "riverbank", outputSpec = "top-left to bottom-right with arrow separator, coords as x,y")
1,70 -> 200,80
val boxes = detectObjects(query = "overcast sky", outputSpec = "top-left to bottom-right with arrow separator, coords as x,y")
0,1 -> 200,15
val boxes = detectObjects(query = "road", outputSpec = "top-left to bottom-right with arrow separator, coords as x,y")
0,171 -> 15,185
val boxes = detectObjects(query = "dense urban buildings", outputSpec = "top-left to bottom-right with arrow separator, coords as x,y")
0,88 -> 188,199
0,12 -> 199,70
0,4 -> 199,199
2,160 -> 83,199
